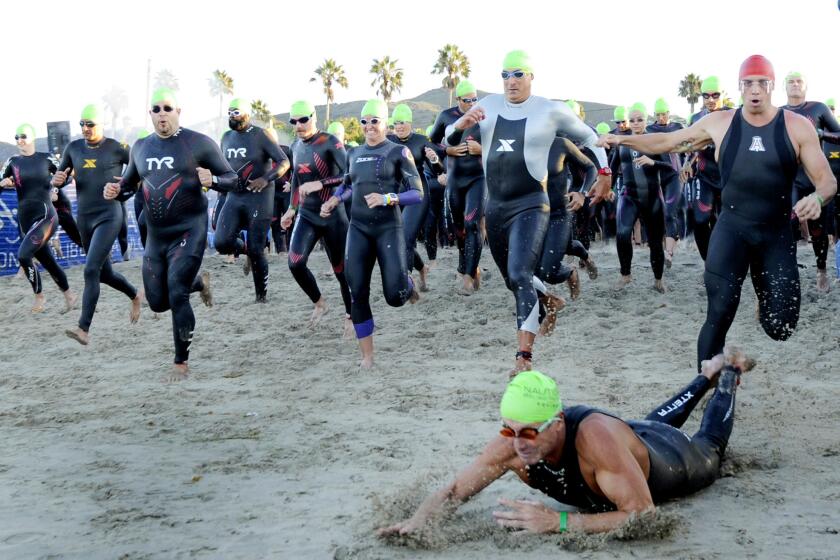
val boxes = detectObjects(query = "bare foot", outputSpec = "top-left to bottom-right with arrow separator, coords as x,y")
199,271 -> 213,307
65,327 -> 90,346
539,293 -> 566,337
51,237 -> 64,258
163,363 -> 189,383
614,275 -> 632,291
307,298 -> 328,328
664,251 -> 673,270
567,268 -> 581,301
723,346 -> 756,373
343,316 -> 355,340
654,278 -> 666,293
61,290 -> 78,314
130,289 -> 143,324
509,357 -> 532,379
31,293 -> 46,313
223,254 -> 235,265
243,255 -> 252,276
359,356 -> 374,370
418,266 -> 429,292
409,288 -> 420,304
427,259 -> 436,269
816,269 -> 830,293
582,257 -> 598,280
456,274 -> 475,296
473,268 -> 482,291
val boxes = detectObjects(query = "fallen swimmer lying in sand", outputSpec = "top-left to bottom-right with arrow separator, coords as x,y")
379,347 -> 755,536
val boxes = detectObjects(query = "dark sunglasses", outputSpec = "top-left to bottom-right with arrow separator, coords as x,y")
360,118 -> 382,125
228,109 -> 244,117
393,120 -> 409,125
289,115 -> 312,125
151,105 -> 174,113
702,92 -> 721,100
79,121 -> 97,128
614,120 -> 626,125
460,97 -> 478,103
14,134 -> 27,140
501,70 -> 526,80
499,417 -> 558,440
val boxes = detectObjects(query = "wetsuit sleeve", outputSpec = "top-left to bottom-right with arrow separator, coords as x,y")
429,112 -> 448,145
196,135 -> 237,192
290,168 -> 301,210
609,148 -> 621,189
117,149 -> 141,201
2,160 -> 12,180
322,139 -> 347,187
333,173 -> 353,202
48,158 -> 57,175
260,130 -> 290,182
819,104 -> 840,133
553,103 -> 608,168
394,146 -> 423,206
56,149 -> 73,187
564,138 -> 598,193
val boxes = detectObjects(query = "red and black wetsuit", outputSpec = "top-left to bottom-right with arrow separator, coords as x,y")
117,128 -> 236,365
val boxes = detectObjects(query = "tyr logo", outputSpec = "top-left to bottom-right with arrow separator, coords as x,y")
146,156 -> 174,171
227,148 -> 247,158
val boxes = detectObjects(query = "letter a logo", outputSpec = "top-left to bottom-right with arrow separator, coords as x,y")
748,136 -> 766,152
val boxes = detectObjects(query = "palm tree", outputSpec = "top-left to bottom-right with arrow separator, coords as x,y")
432,44 -> 471,107
370,56 -> 404,103
678,73 -> 703,116
251,99 -> 273,127
310,59 -> 349,124
102,86 -> 128,138
154,69 -> 179,91
208,69 -> 235,132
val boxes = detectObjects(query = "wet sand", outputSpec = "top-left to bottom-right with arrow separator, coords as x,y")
0,241 -> 838,559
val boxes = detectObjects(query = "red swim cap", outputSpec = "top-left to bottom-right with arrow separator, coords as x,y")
739,55 -> 775,81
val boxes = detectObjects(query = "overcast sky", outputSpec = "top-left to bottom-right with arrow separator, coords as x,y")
4,0 -> 839,137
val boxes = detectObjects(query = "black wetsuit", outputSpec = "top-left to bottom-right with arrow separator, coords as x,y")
288,131 -> 350,315
216,124 -> 290,301
422,157 -> 447,261
3,153 -> 69,294
526,367 -> 740,512
431,106 -> 486,279
58,138 -> 138,331
336,140 -> 423,338
646,121 -> 686,240
611,143 -> 669,280
270,144 -> 293,253
689,108 -> 729,260
823,141 -> 840,259
781,101 -> 840,271
537,137 -> 596,284
52,181 -> 83,249
117,128 -> 237,365
387,132 -> 444,273
697,108 -> 799,367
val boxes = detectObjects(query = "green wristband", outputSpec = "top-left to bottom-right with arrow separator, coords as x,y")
814,193 -> 825,206
558,511 -> 568,532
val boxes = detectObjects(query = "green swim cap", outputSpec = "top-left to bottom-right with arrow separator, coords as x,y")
826,97 -> 836,109
455,80 -> 476,98
596,122 -> 611,135
136,129 -> 151,140
16,123 -> 35,141
500,370 -> 562,424
290,100 -> 315,119
502,49 -> 533,73
151,87 -> 178,108
566,100 -> 581,114
327,121 -> 345,136
653,98 -> 669,114
425,125 -> 434,137
391,104 -> 413,123
361,99 -> 388,120
700,76 -> 720,94
80,104 -> 104,123
785,71 -> 804,83
629,102 -> 647,118
613,106 -> 627,121
229,98 -> 251,113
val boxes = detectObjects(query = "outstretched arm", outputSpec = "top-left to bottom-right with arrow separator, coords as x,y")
600,116 -> 716,155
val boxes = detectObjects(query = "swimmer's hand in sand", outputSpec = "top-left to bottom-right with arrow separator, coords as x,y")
493,498 -> 562,534
377,516 -> 424,537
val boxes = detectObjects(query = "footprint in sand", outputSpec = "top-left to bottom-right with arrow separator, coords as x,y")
2,532 -> 47,545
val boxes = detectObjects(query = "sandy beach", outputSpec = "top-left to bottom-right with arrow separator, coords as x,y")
0,241 -> 838,559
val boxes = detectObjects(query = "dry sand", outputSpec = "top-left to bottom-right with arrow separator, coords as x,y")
0,241 -> 838,559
